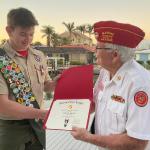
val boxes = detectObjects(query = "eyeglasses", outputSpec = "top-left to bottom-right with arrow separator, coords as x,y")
95,46 -> 112,52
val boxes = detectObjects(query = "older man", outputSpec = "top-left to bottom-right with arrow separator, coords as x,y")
71,21 -> 150,150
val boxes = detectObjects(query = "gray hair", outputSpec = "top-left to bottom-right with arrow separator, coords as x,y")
100,42 -> 135,63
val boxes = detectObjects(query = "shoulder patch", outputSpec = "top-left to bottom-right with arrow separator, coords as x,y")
134,91 -> 148,107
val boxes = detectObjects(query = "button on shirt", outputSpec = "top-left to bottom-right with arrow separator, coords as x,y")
94,59 -> 150,141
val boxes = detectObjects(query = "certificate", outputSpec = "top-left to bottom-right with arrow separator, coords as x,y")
44,99 -> 91,130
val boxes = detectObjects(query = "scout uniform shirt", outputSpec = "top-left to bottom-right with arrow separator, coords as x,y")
94,59 -> 150,149
0,41 -> 51,120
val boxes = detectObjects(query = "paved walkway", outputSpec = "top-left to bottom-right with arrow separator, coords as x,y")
46,130 -> 99,150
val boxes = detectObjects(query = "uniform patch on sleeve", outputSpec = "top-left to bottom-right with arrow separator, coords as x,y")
134,91 -> 148,107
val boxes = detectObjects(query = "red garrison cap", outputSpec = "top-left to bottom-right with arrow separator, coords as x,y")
94,21 -> 145,48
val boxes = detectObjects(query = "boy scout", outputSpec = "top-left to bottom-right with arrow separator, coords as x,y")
0,7 -> 57,150
71,21 -> 150,150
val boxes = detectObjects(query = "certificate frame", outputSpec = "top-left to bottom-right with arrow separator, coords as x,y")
44,99 -> 91,131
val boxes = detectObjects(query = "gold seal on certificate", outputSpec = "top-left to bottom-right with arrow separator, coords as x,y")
44,99 -> 91,130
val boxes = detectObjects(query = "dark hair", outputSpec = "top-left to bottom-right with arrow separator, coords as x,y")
7,7 -> 38,28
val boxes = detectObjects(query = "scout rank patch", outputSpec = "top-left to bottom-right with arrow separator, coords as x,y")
34,54 -> 41,62
0,55 -> 36,106
111,94 -> 125,103
134,91 -> 148,107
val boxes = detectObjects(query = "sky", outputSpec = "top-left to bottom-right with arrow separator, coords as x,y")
0,0 -> 150,45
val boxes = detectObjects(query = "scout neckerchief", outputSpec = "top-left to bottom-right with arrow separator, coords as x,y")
0,48 -> 45,149
17,50 -> 28,57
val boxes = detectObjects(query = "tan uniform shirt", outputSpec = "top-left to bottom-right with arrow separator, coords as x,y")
0,41 -> 51,120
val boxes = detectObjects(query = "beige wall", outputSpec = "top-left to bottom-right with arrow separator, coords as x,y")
69,53 -> 87,63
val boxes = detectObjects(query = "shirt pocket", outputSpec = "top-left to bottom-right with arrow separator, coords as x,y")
34,64 -> 45,83
107,100 -> 126,133
107,100 -> 125,116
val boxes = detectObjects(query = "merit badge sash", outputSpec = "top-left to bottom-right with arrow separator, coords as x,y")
0,48 -> 45,148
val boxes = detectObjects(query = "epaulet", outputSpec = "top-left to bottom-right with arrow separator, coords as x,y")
0,48 -> 6,56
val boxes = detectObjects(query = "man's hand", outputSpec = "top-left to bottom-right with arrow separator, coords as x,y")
44,74 -> 61,92
71,127 -> 90,141
37,109 -> 48,121
53,74 -> 61,83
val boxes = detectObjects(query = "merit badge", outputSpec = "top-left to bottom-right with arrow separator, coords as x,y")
34,55 -> 41,62
6,65 -> 12,71
12,63 -> 17,69
25,99 -> 30,106
9,70 -> 16,76
22,82 -> 29,88
134,91 -> 148,107
0,63 -> 4,69
23,94 -> 29,100
24,87 -> 30,92
17,98 -> 24,104
18,73 -> 24,78
10,83 -> 16,89
20,78 -> 25,84
12,75 -> 18,81
13,88 -> 19,94
3,60 -> 9,65
8,77 -> 13,84
30,96 -> 35,101
15,67 -> 21,73
4,73 -> 10,79
1,67 -> 6,73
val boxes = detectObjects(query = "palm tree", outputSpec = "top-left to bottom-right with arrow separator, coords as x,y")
0,39 -> 7,45
76,25 -> 86,35
32,41 -> 42,46
60,37 -> 71,45
41,25 -> 55,47
86,24 -> 93,38
51,33 -> 61,47
62,22 -> 76,43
